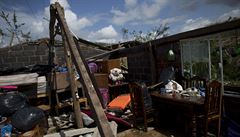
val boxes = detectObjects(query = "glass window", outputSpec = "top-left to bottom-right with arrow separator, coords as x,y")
181,29 -> 240,87
181,40 -> 209,79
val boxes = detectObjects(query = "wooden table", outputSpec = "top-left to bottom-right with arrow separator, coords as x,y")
151,92 -> 204,137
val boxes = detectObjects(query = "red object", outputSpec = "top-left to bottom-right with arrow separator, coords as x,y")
108,94 -> 131,110
0,86 -> 17,89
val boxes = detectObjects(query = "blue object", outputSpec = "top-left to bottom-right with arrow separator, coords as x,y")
57,66 -> 68,72
1,124 -> 12,137
199,87 -> 206,97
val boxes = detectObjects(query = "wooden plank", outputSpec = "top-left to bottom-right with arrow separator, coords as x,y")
61,30 -> 83,128
48,5 -> 57,114
49,5 -> 83,128
44,128 -> 95,137
52,2 -> 114,137
92,121 -> 118,137
0,73 -> 38,86
44,121 -> 117,137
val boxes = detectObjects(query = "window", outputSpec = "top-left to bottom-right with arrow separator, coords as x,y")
180,29 -> 240,87
181,39 -> 210,79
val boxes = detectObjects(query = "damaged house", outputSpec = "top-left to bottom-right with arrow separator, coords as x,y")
0,2 -> 240,137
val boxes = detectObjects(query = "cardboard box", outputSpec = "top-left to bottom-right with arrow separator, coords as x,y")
101,59 -> 121,73
94,73 -> 108,88
53,72 -> 70,90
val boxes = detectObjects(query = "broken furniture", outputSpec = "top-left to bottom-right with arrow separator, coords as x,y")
52,72 -> 88,115
129,82 -> 154,131
197,80 -> 222,137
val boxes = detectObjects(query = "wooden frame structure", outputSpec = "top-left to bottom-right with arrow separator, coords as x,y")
49,2 -> 114,137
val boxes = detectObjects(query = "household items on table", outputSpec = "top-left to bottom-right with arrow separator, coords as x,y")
161,79 -> 204,97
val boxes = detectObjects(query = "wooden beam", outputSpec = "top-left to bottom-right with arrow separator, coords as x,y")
0,73 -> 38,86
61,29 -> 83,128
44,128 -> 95,137
49,4 -> 83,128
52,2 -> 114,137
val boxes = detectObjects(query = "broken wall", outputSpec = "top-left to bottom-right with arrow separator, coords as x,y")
120,41 -> 181,85
0,42 -> 49,68
0,40 -> 107,69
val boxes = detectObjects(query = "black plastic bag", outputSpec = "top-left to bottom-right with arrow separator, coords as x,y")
11,106 -> 45,131
0,92 -> 27,116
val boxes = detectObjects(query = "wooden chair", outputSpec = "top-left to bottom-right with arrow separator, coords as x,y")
129,82 -> 154,131
181,76 -> 190,90
197,80 -> 222,137
190,76 -> 207,89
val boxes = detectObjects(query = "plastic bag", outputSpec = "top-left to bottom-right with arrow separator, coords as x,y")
0,92 -> 27,116
11,106 -> 45,131
1,124 -> 12,137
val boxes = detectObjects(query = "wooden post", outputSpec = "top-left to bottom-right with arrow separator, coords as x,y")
62,31 -> 84,128
49,5 -> 83,128
48,6 -> 57,114
50,2 -> 115,137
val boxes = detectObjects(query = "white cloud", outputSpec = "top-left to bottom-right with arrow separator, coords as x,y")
141,16 -> 184,25
96,39 -> 117,43
181,17 -> 211,32
218,9 -> 240,22
64,10 -> 92,32
0,0 -> 94,47
125,0 -> 137,8
48,0 -> 92,34
111,0 -> 168,25
88,25 -> 118,43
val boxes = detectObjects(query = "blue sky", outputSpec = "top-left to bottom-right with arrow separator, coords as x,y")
0,0 -> 240,46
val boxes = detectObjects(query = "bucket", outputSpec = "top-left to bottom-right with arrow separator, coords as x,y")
99,88 -> 109,108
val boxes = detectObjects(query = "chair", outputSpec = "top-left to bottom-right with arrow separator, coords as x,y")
129,82 -> 154,131
181,76 -> 190,90
197,80 -> 222,137
190,76 -> 207,89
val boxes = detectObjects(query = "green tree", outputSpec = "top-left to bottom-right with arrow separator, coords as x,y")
122,24 -> 169,43
0,10 -> 31,46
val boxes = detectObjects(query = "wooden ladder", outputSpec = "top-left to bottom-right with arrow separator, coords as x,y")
49,2 -> 115,137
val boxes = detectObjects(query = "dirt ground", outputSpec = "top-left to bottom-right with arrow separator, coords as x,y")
117,128 -> 169,137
